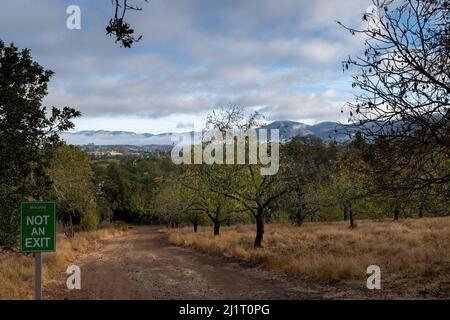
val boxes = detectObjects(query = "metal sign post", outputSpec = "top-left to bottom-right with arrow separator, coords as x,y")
35,252 -> 42,300
20,202 -> 56,300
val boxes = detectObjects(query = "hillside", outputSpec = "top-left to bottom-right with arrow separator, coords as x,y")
60,121 -> 346,146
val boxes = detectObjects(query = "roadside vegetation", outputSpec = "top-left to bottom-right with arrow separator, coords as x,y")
0,225 -> 132,299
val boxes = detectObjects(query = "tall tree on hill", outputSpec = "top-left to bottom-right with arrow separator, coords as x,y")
0,40 -> 80,248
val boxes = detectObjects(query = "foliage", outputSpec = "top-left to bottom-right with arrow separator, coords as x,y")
339,0 -> 449,193
106,0 -> 148,48
0,41 -> 80,248
47,145 -> 100,233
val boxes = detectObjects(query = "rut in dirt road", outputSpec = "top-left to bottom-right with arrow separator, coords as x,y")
44,226 -> 337,300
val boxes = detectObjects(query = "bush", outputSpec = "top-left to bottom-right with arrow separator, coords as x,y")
0,186 -> 20,249
80,209 -> 99,231
114,220 -> 128,231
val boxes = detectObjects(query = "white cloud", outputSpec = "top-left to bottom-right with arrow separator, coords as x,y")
0,0 -> 371,131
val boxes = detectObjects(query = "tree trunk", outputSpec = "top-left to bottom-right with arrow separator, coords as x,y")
419,205 -> 424,218
254,216 -> 264,248
394,207 -> 399,220
213,221 -> 220,236
343,207 -> 348,221
295,213 -> 305,226
349,207 -> 355,229
64,216 -> 75,238
193,223 -> 198,233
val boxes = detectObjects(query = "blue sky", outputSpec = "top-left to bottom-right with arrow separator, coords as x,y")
0,0 -> 372,133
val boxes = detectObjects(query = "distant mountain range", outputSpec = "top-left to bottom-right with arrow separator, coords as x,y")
61,121 -> 346,146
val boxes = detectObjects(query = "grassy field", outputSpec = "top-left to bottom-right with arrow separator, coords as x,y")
0,226 -> 131,299
3,218 -> 449,299
167,217 -> 450,297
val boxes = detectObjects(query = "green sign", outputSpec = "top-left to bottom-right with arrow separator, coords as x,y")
20,202 -> 56,253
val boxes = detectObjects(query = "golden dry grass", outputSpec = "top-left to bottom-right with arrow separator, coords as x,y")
167,218 -> 450,284
0,227 -> 132,300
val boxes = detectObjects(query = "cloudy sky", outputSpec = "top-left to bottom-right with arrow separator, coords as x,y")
0,0 -> 372,133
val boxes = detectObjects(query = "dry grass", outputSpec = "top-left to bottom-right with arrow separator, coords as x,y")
0,227 -> 132,300
167,218 -> 450,284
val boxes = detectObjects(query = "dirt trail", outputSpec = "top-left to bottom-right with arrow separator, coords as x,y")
44,226 -> 364,300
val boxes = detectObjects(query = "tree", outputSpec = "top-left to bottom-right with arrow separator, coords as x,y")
339,0 -> 449,193
328,137 -> 375,228
152,176 -> 193,228
95,156 -> 179,224
204,106 -> 289,248
0,40 -> 80,248
101,162 -> 147,223
181,164 -> 244,236
230,162 -> 289,247
185,209 -> 206,233
47,145 -> 100,235
282,136 -> 337,226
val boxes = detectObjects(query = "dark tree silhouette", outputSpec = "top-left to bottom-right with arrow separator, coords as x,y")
107,0 -> 148,48
338,0 -> 450,193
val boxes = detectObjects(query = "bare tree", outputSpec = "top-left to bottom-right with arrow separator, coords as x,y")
338,0 -> 449,193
